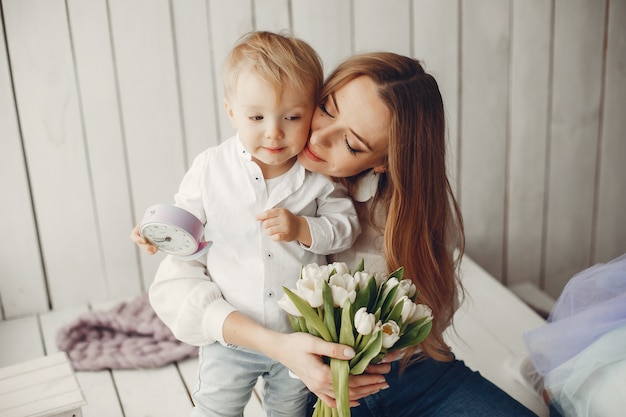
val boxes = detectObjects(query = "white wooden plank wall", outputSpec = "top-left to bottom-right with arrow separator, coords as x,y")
1,0 -> 625,319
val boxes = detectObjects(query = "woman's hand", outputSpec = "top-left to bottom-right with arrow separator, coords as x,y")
130,224 -> 158,254
222,311 -> 390,408
268,332 -> 390,408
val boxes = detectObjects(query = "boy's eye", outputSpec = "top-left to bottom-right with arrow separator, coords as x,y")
285,115 -> 301,121
249,115 -> 263,121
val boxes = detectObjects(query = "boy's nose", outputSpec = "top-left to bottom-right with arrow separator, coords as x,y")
265,121 -> 284,140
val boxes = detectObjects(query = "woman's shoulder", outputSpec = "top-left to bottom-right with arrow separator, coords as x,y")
332,218 -> 386,273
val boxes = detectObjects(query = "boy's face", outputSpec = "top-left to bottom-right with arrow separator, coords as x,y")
225,70 -> 315,178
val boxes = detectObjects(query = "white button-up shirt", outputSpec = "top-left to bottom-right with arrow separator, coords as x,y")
149,136 -> 360,346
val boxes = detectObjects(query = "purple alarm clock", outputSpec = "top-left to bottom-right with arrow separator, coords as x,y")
140,204 -> 211,259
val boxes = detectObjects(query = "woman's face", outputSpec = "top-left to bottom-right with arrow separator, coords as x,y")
297,76 -> 390,178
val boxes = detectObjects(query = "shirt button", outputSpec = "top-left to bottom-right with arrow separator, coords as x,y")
266,252 -> 273,259
266,290 -> 274,298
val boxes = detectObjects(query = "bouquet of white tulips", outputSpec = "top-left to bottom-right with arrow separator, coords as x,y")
278,260 -> 433,417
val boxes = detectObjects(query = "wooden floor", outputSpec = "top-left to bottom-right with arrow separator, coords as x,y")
0,300 -> 266,417
0,257 -> 549,417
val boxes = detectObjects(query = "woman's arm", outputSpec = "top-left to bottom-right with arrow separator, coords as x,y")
133,227 -> 390,405
149,253 -> 235,346
222,311 -> 390,407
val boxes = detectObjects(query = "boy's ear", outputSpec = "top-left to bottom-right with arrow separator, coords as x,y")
223,97 -> 236,128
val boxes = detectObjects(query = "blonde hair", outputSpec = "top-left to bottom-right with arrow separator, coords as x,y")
223,31 -> 323,102
326,53 -> 465,364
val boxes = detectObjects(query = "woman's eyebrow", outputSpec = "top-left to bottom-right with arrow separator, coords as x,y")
332,92 -> 373,151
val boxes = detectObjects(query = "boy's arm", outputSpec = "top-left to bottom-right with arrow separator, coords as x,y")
256,180 -> 359,253
256,208 -> 312,246
301,181 -> 360,255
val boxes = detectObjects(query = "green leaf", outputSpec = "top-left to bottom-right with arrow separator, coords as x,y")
353,276 -> 376,313
370,350 -> 387,364
378,285 -> 399,318
338,299 -> 355,347
282,287 -> 332,341
388,266 -> 404,280
322,281 -> 338,342
297,316 -> 308,333
393,319 -> 432,350
288,315 -> 301,332
355,332 -> 372,352
330,358 -> 350,417
386,298 -> 404,325
349,330 -> 383,375
354,258 -> 365,273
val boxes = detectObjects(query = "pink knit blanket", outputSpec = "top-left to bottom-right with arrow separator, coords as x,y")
56,294 -> 198,371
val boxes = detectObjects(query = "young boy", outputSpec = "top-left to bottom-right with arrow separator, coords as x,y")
144,31 -> 360,417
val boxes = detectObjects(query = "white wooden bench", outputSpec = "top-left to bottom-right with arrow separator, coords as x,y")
0,257 -> 548,416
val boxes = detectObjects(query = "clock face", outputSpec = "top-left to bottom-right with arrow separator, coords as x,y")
140,223 -> 198,256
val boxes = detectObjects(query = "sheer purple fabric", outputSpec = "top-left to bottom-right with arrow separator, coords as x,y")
524,253 -> 626,376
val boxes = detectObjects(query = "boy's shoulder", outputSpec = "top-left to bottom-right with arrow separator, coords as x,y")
302,166 -> 346,191
192,136 -> 240,163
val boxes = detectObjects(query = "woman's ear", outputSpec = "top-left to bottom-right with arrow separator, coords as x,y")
373,165 -> 387,174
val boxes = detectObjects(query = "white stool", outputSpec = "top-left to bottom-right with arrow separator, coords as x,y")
0,352 -> 86,417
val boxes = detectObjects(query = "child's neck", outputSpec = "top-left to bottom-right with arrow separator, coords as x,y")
255,157 -> 297,179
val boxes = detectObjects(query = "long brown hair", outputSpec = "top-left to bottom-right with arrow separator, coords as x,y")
325,53 -> 465,363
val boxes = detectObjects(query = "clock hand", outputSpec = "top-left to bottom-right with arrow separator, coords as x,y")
152,237 -> 172,243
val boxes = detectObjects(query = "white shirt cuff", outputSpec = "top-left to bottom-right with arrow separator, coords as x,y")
202,298 -> 237,344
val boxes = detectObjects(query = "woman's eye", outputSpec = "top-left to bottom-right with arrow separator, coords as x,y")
319,103 -> 334,118
345,138 -> 359,155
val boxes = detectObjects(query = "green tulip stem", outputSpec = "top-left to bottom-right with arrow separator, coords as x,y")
330,358 -> 350,417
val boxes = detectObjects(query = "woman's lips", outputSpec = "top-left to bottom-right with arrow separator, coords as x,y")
302,144 -> 324,162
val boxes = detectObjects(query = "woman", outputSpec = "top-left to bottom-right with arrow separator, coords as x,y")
133,52 -> 536,416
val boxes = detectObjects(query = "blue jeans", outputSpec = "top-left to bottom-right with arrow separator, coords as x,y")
191,342 -> 308,417
309,357 -> 538,417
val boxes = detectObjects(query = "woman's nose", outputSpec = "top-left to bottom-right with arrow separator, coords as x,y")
310,110 -> 332,147
309,124 -> 331,148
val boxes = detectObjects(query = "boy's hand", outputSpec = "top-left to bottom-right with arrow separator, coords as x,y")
130,224 -> 159,254
256,208 -> 311,246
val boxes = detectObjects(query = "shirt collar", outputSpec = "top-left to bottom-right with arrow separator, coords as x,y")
352,169 -> 379,202
235,134 -> 253,161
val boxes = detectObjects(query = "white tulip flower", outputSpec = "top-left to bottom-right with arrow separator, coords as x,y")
277,293 -> 303,317
397,296 -> 416,324
331,262 -> 350,276
373,271 -> 388,289
411,304 -> 433,323
296,276 -> 325,308
301,263 -> 332,282
328,273 -> 357,307
383,277 -> 400,292
354,307 -> 376,335
381,320 -> 401,348
352,271 -> 372,290
394,279 -> 417,304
